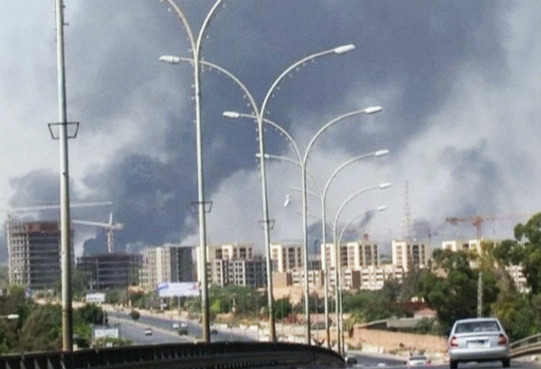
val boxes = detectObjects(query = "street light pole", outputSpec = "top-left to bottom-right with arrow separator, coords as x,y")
54,0 -> 73,352
227,108 -> 382,345
335,205 -> 387,351
159,0 -> 223,343
221,44 -> 356,344
332,182 -> 391,354
268,149 -> 389,348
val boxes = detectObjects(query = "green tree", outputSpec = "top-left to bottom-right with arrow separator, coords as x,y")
418,249 -> 498,333
17,304 -> 62,351
77,303 -> 106,325
512,213 -> 541,294
129,310 -> 140,321
274,298 -> 293,320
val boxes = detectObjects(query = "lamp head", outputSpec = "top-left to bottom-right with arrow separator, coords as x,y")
284,193 -> 291,208
374,149 -> 389,157
379,182 -> 392,189
376,205 -> 388,212
333,44 -> 355,54
364,106 -> 383,114
223,111 -> 240,119
159,55 -> 181,64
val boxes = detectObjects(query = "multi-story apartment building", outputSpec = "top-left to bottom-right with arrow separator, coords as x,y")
271,243 -> 303,273
391,240 -> 430,272
208,257 -> 267,288
345,241 -> 379,269
441,239 -> 481,253
209,243 -> 254,261
77,253 -> 143,290
203,243 -> 266,288
320,241 -> 379,270
7,220 -> 64,290
141,244 -> 196,290
290,268 -> 324,288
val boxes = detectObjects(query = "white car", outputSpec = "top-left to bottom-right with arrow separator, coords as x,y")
447,317 -> 510,369
407,354 -> 430,367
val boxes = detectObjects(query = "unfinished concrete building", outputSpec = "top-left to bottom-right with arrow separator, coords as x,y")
7,221 -> 62,290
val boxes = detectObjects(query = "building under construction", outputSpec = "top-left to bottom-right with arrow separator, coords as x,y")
77,253 -> 143,290
6,220 -> 65,290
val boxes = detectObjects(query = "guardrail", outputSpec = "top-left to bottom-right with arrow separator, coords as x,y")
0,342 -> 345,369
510,333 -> 541,358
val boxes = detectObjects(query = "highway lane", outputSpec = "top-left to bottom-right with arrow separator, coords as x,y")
346,352 -> 541,369
106,312 -> 541,369
108,314 -> 195,345
107,310 -> 258,343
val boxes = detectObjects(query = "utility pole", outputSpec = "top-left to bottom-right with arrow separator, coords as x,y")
53,0 -> 77,351
477,272 -> 483,317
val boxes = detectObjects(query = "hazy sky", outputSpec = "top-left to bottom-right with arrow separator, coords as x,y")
1,1 -> 540,259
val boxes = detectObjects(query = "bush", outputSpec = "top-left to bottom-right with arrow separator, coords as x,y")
130,310 -> 140,321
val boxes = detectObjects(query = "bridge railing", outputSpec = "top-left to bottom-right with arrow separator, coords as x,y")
0,342 -> 345,369
510,333 -> 541,358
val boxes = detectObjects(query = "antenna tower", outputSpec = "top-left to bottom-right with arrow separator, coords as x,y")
402,180 -> 412,242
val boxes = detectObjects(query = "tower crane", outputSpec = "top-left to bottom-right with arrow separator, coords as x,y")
72,212 -> 123,254
445,213 -> 530,240
7,201 -> 113,216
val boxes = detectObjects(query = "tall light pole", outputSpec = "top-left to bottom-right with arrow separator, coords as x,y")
332,182 -> 391,354
53,0 -> 76,352
264,149 -> 389,348
225,107 -> 381,345
221,45 -> 356,344
164,46 -> 354,343
335,205 -> 387,352
159,0 -> 223,343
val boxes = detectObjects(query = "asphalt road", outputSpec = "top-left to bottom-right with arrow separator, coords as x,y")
106,312 -> 541,369
107,310 -> 259,344
347,352 -> 541,369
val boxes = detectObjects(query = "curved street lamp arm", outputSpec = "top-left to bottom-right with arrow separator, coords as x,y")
258,153 -> 321,197
336,205 -> 388,247
303,107 -> 382,165
322,149 -> 389,200
163,0 -> 196,53
260,45 -> 355,122
195,0 -> 223,57
287,185 -> 320,203
180,58 -> 261,119
236,113 -> 302,163
332,183 -> 391,232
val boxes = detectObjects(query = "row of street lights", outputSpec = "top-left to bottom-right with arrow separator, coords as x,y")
159,0 -> 391,351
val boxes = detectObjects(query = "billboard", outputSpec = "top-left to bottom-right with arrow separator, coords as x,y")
93,325 -> 119,340
157,282 -> 200,297
85,292 -> 106,303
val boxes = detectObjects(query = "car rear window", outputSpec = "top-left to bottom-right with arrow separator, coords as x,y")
455,321 -> 500,333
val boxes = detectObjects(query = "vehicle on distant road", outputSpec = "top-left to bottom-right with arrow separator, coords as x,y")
407,354 -> 429,366
447,317 -> 510,369
345,356 -> 358,366
144,327 -> 153,336
172,321 -> 188,329
210,328 -> 218,335
178,327 -> 189,336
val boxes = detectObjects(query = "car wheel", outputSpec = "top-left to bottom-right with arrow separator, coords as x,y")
450,360 -> 458,369
502,358 -> 510,368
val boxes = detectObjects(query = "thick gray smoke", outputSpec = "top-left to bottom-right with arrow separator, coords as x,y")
1,1 -> 540,260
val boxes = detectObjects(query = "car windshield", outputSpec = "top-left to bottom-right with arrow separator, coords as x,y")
455,321 -> 500,333
410,356 -> 426,360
